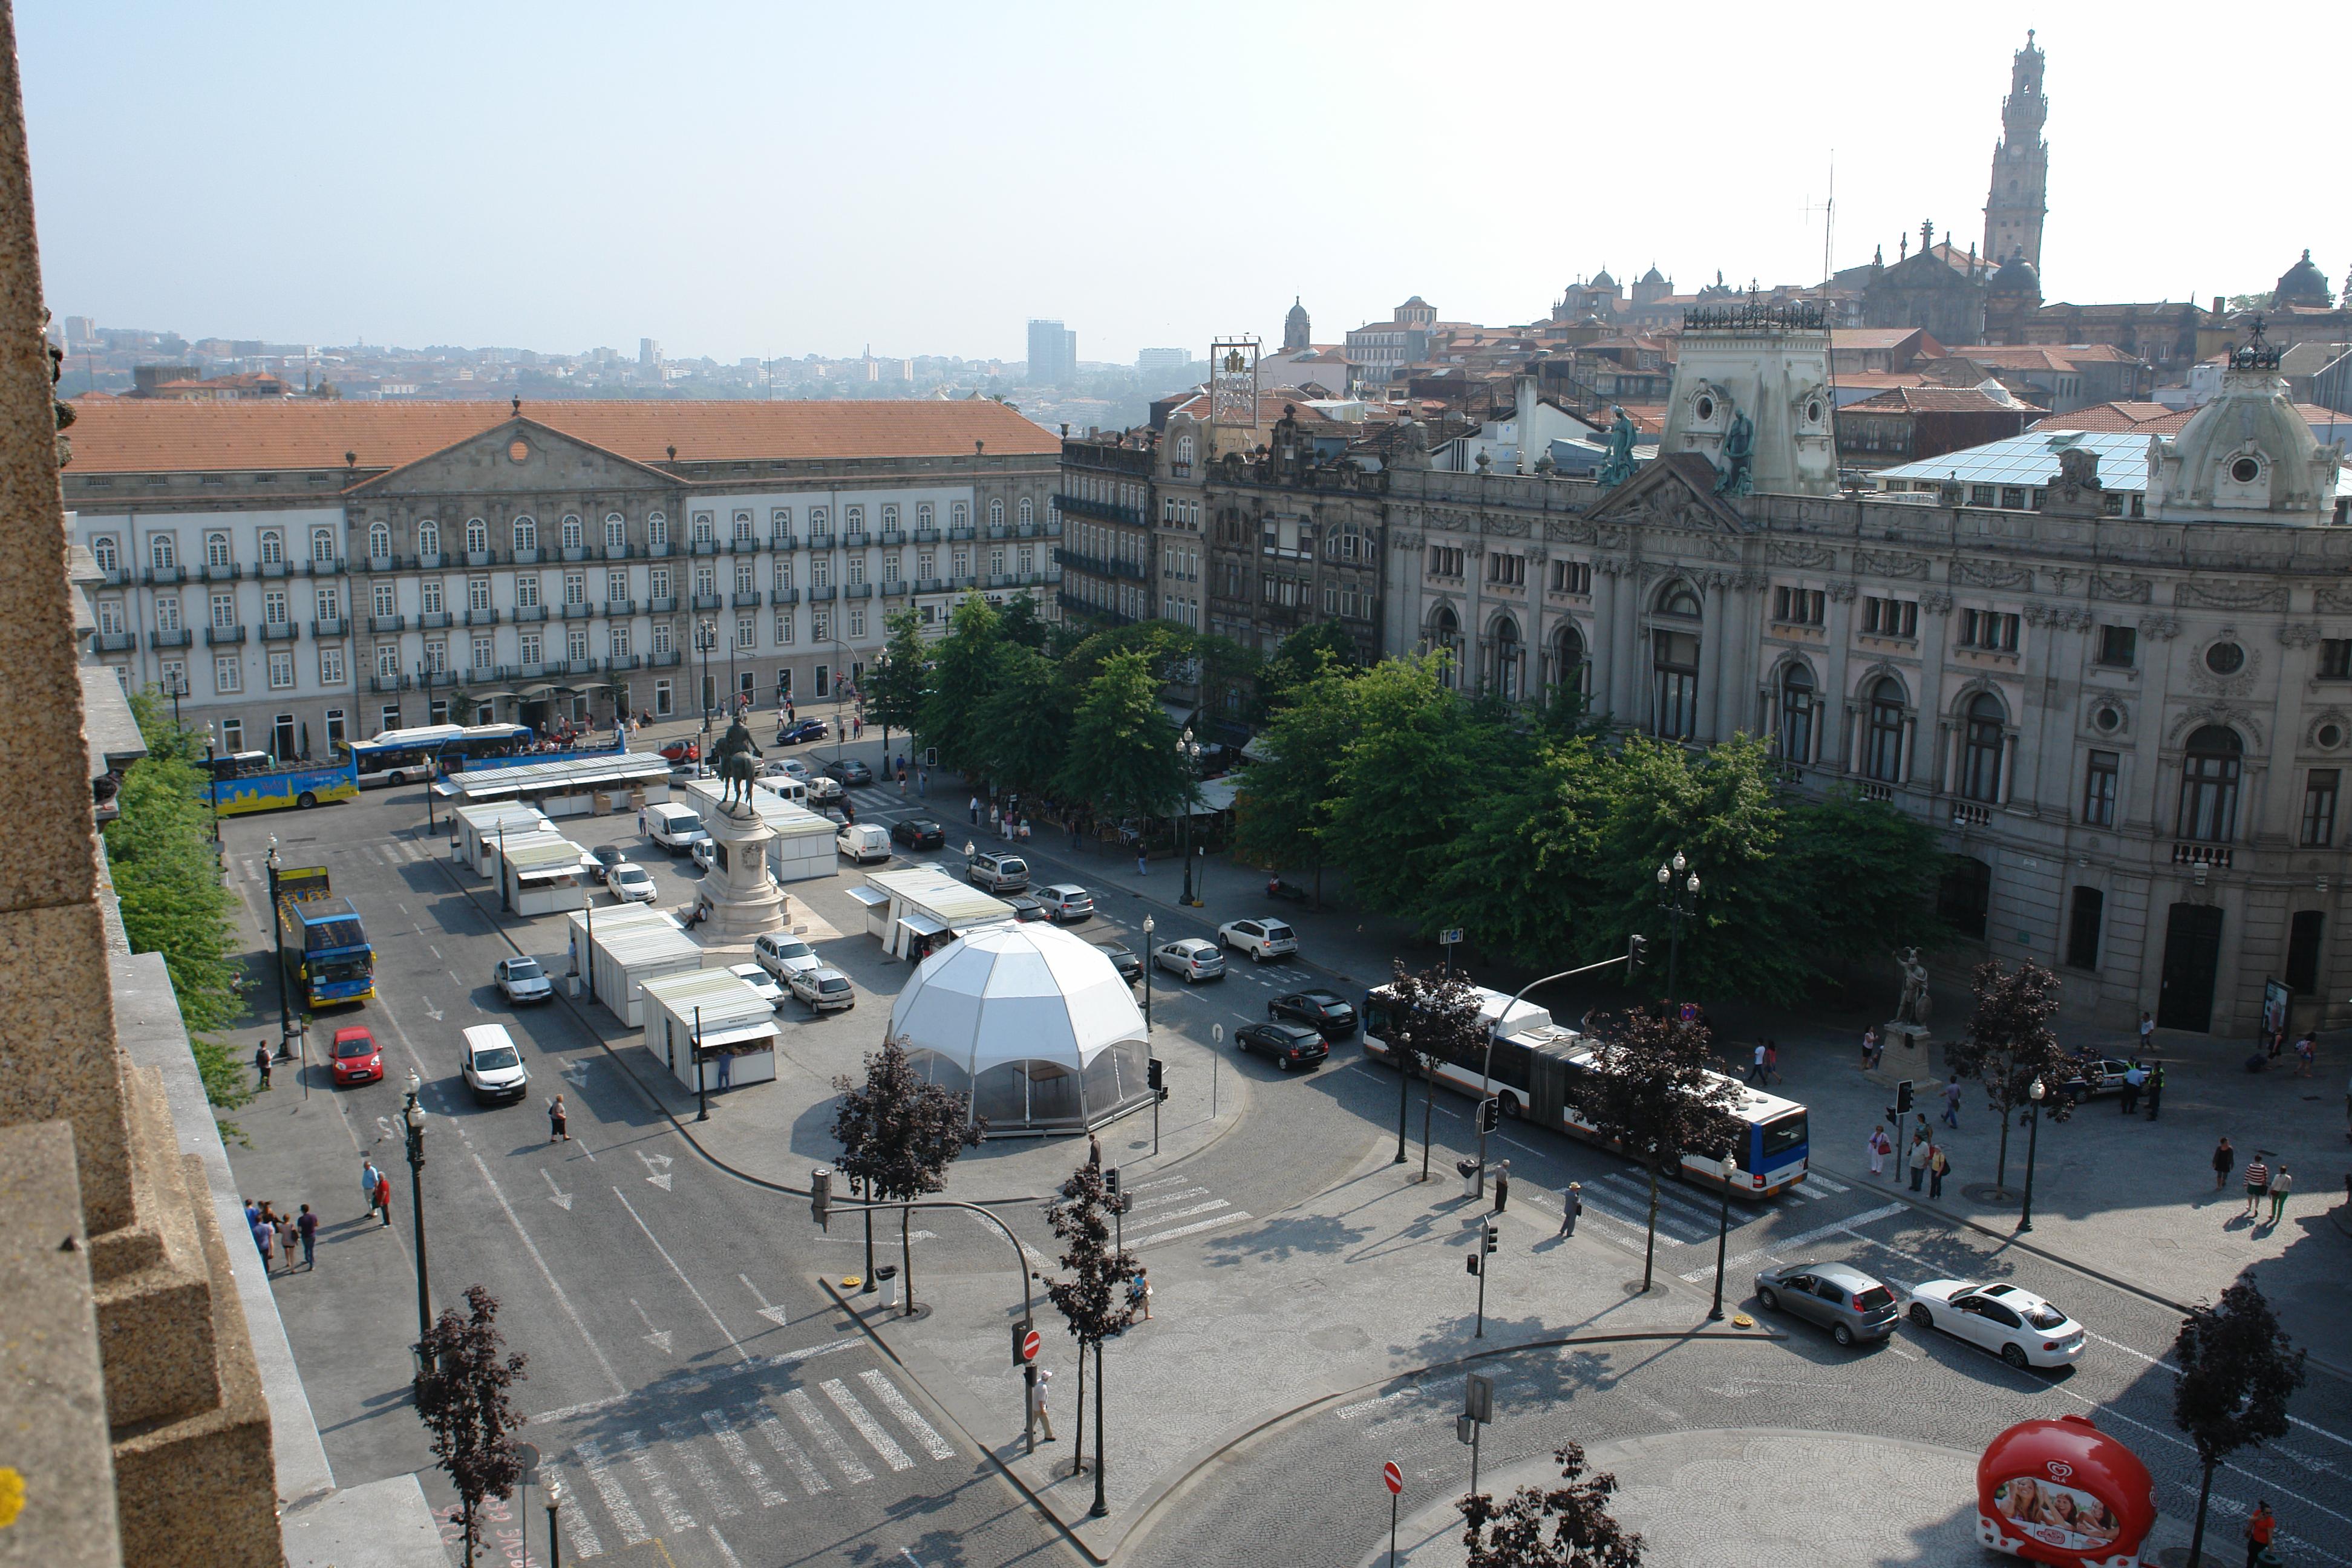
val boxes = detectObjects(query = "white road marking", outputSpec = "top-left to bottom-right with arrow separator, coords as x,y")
541,1169 -> 572,1210
1573,1189 -> 1687,1246
364,844 -> 387,865
1599,1171 -> 1723,1227
1128,1186 -> 1210,1212
739,1273 -> 791,1328
1132,1172 -> 1193,1191
785,1388 -> 874,1483
701,1409 -> 789,1508
746,1400 -> 829,1494
1131,1210 -> 1253,1249
613,1186 -> 750,1362
571,1439 -> 649,1546
539,1461 -> 604,1558
1136,1198 -> 1229,1225
1679,1203 -> 1908,1283
661,1419 -> 743,1518
1806,1172 -> 1852,1193
428,944 -> 442,959
461,1146 -> 626,1394
707,1523 -> 746,1568
860,1368 -> 955,1460
823,1378 -> 914,1471
630,1298 -> 673,1355
618,1428 -> 696,1532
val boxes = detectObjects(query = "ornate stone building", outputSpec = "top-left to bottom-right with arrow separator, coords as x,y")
1982,31 -> 2050,275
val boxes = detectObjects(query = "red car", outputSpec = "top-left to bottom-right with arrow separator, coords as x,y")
658,740 -> 700,763
330,1025 -> 383,1086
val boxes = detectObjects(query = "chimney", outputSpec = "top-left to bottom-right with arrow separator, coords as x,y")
2212,296 -> 2226,317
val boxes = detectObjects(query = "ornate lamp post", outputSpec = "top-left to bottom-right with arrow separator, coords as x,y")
696,620 -> 717,761
402,1071 -> 431,1344
1709,1138 -> 1734,1319
203,722 -> 221,844
1655,851 -> 1700,1004
2017,1077 -> 2046,1233
1140,913 -> 1155,1040
266,836 -> 292,1048
544,1474 -> 564,1568
1175,727 -> 1203,907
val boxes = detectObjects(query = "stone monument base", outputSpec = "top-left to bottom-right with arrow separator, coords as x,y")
1883,1021 -> 1931,1051
694,799 -> 786,941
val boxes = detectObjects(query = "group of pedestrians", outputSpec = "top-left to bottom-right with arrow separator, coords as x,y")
1745,1040 -> 1780,1086
245,1197 -> 316,1273
2213,1137 -> 2296,1225
1869,1122 -> 1953,1198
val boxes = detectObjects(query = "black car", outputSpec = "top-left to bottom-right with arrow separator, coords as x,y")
1269,988 -> 1357,1038
1003,894 -> 1050,923
587,844 -> 627,883
1093,940 -> 1142,983
1236,1021 -> 1328,1072
825,757 -> 874,787
892,818 -> 946,851
776,718 -> 827,746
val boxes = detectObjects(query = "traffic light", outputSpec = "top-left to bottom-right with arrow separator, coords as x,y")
1465,1252 -> 1480,1277
810,1166 -> 832,1231
1147,1057 -> 1165,1092
1893,1079 -> 1914,1116
1627,933 -> 1649,971
1483,1221 -> 1499,1256
1104,1167 -> 1121,1201
1478,1098 -> 1501,1134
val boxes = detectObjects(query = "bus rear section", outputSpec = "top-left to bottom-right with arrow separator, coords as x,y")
275,868 -> 374,1007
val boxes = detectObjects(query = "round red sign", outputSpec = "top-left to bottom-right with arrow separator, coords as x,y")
1020,1328 -> 1042,1363
1382,1461 -> 1403,1495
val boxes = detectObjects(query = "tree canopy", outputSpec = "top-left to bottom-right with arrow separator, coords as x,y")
1567,1008 -> 1745,1289
918,593 -> 1003,780
1059,650 -> 1185,822
866,607 -> 930,746
414,1284 -> 528,1566
2171,1278 -> 2305,1568
1947,958 -> 2071,1187
1461,1441 -> 1644,1568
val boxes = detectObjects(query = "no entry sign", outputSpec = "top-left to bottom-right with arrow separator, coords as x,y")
1382,1460 -> 1403,1495
1020,1327 -> 1042,1363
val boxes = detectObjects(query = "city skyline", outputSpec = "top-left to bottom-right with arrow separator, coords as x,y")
20,1 -> 2341,364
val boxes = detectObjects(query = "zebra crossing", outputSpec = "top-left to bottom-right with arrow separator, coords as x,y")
1511,1167 -> 1854,1257
544,1361 -> 957,1557
240,835 -> 437,885
1122,1169 -> 1253,1251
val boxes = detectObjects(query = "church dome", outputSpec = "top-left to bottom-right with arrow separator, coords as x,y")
2275,249 -> 2333,308
1987,253 -> 2040,295
2148,322 -> 2343,524
1285,297 -> 1309,330
1590,268 -> 1618,290
1639,266 -> 1666,286
1283,295 -> 1311,350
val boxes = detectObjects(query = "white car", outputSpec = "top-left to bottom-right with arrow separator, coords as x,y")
493,956 -> 554,1005
1905,1279 -> 2086,1369
753,932 -> 822,982
1218,918 -> 1298,963
608,863 -> 658,903
690,838 -> 716,872
1153,938 -> 1226,984
1037,884 -> 1094,923
727,961 -> 788,1009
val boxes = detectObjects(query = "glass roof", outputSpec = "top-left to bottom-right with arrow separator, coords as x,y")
1872,430 -> 2155,492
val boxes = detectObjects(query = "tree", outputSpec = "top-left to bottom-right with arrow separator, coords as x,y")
1233,662 -> 1359,903
866,607 -> 930,759
1257,619 -> 1357,711
1044,1165 -> 1139,1516
996,592 -> 1053,651
1945,958 -> 2071,1189
1383,962 -> 1486,1180
1776,786 -> 1950,971
1566,1008 -> 1744,1291
1420,732 -> 1612,968
2226,291 -> 2275,312
918,593 -> 1003,781
2172,1278 -> 2306,1568
975,643 -> 1071,802
414,1284 -> 528,1566
1460,1441 -> 1643,1568
830,1040 -> 983,1312
598,673 -> 630,728
1058,650 -> 1184,828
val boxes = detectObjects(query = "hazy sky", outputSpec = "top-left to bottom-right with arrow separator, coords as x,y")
19,2 -> 2345,365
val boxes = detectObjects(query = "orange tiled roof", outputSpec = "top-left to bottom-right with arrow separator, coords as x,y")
2031,402 -> 2190,433
60,397 -> 1059,475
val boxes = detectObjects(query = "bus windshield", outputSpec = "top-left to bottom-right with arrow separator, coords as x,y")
1760,1112 -> 1808,1163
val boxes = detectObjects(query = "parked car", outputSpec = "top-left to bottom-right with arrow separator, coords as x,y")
494,956 -> 554,1005
776,718 -> 827,746
804,774 -> 845,804
790,966 -> 857,1013
460,1024 -> 529,1105
608,863 -> 658,903
1269,988 -> 1357,1037
1753,1261 -> 1901,1347
824,757 -> 874,787
330,1025 -> 382,1086
837,823 -> 890,864
2056,1055 -> 2135,1099
1218,918 -> 1298,964
1093,939 -> 1143,984
892,818 -> 946,851
1905,1280 -> 2086,1369
587,844 -> 627,883
1003,894 -> 1049,923
967,851 -> 1029,893
759,759 -> 801,777
726,961 -> 788,1009
658,740 -> 700,763
690,838 -> 716,872
1153,938 -> 1225,984
1036,884 -> 1095,923
1236,1021 -> 1328,1072
753,932 -> 822,982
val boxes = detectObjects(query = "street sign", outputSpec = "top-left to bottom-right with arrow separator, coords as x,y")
515,1442 -> 540,1481
1382,1460 -> 1403,1495
1463,1373 -> 1494,1424
1439,928 -> 1463,946
1018,1326 -> 1042,1365
1679,1002 -> 1699,1023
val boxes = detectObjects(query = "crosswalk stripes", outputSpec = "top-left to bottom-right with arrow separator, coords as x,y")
661,1419 -> 744,1518
1806,1171 -> 1852,1194
701,1409 -> 790,1508
1598,1171 -> 1720,1232
571,1439 -> 650,1547
541,1462 -> 606,1560
859,1368 -> 955,1460
618,1428 -> 697,1533
745,1400 -> 829,1495
822,1378 -> 915,1471
784,1387 -> 875,1484
1570,1185 -> 1686,1244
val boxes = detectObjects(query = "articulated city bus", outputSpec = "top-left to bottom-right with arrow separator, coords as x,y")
1361,982 -> 1810,1198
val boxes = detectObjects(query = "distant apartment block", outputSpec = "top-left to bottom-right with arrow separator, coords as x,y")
1028,319 -> 1077,386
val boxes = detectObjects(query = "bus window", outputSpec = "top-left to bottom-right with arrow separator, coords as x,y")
1488,1038 -> 1534,1093
1760,1112 -> 1808,1164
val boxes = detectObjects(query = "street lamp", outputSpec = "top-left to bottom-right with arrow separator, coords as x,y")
266,836 -> 293,1050
544,1474 -> 563,1568
402,1071 -> 431,1344
1709,1138 -> 1734,1320
1655,852 -> 1700,1004
203,722 -> 221,844
165,667 -> 187,731
1175,728 -> 1203,907
1141,913 -> 1155,1040
2017,1077 -> 2046,1233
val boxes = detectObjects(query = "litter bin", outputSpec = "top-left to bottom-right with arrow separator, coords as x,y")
1458,1158 -> 1480,1200
876,1264 -> 899,1309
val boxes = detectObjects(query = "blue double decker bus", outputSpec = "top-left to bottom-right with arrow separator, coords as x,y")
200,751 -> 360,817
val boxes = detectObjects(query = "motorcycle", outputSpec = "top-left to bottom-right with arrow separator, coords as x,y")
1266,877 -> 1310,904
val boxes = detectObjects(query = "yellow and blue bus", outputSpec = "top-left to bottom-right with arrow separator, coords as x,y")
200,751 -> 360,817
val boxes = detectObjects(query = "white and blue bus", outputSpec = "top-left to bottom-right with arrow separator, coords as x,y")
1362,981 -> 1810,1198
341,723 -> 536,787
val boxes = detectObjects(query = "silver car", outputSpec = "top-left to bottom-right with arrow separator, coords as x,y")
1753,1261 -> 1900,1347
494,956 -> 554,1005
789,965 -> 857,1013
1152,938 -> 1225,984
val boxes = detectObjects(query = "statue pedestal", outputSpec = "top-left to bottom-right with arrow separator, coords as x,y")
693,800 -> 785,941
1882,1021 -> 1931,1052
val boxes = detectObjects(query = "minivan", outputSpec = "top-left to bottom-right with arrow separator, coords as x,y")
837,823 -> 890,864
461,1024 -> 529,1105
967,851 -> 1029,893
756,774 -> 809,807
645,802 -> 709,854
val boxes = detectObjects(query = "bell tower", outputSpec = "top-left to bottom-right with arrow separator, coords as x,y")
1981,31 -> 2048,275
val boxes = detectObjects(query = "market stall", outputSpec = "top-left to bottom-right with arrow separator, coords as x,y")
641,967 -> 780,1092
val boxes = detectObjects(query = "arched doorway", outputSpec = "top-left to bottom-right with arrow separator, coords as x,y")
1428,605 -> 1463,688
1488,615 -> 1523,702
1650,585 -> 1702,739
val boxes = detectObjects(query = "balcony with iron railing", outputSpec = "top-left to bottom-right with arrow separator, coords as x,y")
368,674 -> 409,693
808,532 -> 834,552
948,524 -> 975,541
1053,492 -> 1146,528
691,538 -> 720,556
313,616 -> 347,639
846,583 -> 873,599
1056,548 -> 1152,582
604,543 -> 635,561
881,579 -> 909,596
2172,842 -> 2234,869
645,541 -> 673,558
690,592 -> 723,611
302,556 -> 345,575
419,610 -> 453,629
463,550 -> 497,568
150,627 -> 191,648
260,621 -> 300,642
205,625 -> 246,645
201,562 -> 242,583
880,529 -> 904,547
606,599 -> 638,616
368,613 -> 405,633
769,534 -> 799,552
733,592 -> 763,609
513,604 -> 547,623
916,577 -> 945,593
258,560 -> 290,580
648,596 -> 678,613
1057,590 -> 1135,626
730,537 -> 760,555
513,548 -> 543,566
95,630 -> 135,653
770,588 -> 800,606
143,565 -> 186,586
561,603 -> 594,620
949,573 -> 979,591
808,585 -> 837,602
610,654 -> 642,671
465,608 -> 501,626
913,526 -> 942,543
648,650 -> 682,667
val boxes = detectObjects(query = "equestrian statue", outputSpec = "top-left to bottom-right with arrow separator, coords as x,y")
711,716 -> 764,813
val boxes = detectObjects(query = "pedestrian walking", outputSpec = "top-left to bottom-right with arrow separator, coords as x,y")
1869,1125 -> 1892,1177
244,1197 -> 261,1234
1129,1266 -> 1152,1321
1087,1133 -> 1102,1171
969,795 -> 981,825
2120,1061 -> 2145,1114
296,1203 -> 318,1269
2145,1061 -> 2165,1119
549,1093 -> 569,1143
2212,1136 -> 2234,1190
1858,1027 -> 1875,1070
1907,1135 -> 1931,1192
918,768 -> 927,797
2267,1165 -> 2294,1224
1136,850 -> 1147,877
1027,1368 -> 1057,1443
252,1210 -> 274,1270
989,804 -> 1001,835
638,808 -> 647,835
1928,1143 -> 1950,1200
2139,1011 -> 2157,1053
1764,1040 -> 1780,1085
376,1168 -> 393,1228
2246,1503 -> 2277,1568
361,1158 -> 384,1223
2295,1032 -> 2316,1078
254,1040 -> 272,1091
1942,1074 -> 1964,1128
1868,1028 -> 1885,1070
1746,1040 -> 1767,1084
1558,1182 -> 1583,1236
2242,1153 -> 2270,1218
1493,1161 -> 1511,1214
275,1206 -> 296,1262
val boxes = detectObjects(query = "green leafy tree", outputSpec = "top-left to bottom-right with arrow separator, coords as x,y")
917,593 -> 1003,781
1946,958 -> 2072,1188
866,607 -> 930,759
1258,620 -> 1357,711
1421,733 -> 1613,967
975,642 -> 1071,800
1232,662 -> 1359,903
1777,787 -> 1950,969
414,1284 -> 528,1566
1383,962 -> 1485,1181
1461,1442 -> 1644,1568
1191,630 -> 1264,734
1564,1008 -> 1744,1291
1043,1165 -> 1138,1510
2172,1279 -> 2306,1568
1058,650 -> 1184,825
996,593 -> 1053,651
2226,291 -> 2275,312
830,1040 -> 982,1313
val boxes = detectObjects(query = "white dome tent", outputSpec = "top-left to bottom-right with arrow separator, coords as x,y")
889,922 -> 1155,1135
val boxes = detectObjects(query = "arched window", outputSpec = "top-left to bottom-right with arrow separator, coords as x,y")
1650,584 -> 1701,739
2179,725 -> 2243,843
91,535 -> 117,572
647,511 -> 668,547
1428,605 -> 1462,688
258,530 -> 284,566
561,514 -> 583,549
693,512 -> 714,544
1175,433 -> 1196,468
952,501 -> 969,528
1866,677 -> 1907,783
606,514 -> 627,551
513,517 -> 538,553
1018,497 -> 1034,525
1658,584 -> 1702,618
733,512 -> 753,542
882,504 -> 899,529
989,499 -> 1005,528
465,518 -> 488,555
368,523 -> 391,560
311,527 -> 335,563
1779,664 -> 1815,763
1488,615 -> 1523,701
1961,692 -> 2006,802
151,534 -> 176,570
417,521 -> 440,558
1553,622 -> 1586,695
205,532 -> 231,567
917,503 -> 933,528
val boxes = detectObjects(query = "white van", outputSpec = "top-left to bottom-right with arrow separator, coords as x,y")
460,1024 -> 529,1105
836,823 -> 890,864
756,774 -> 809,807
645,801 -> 709,855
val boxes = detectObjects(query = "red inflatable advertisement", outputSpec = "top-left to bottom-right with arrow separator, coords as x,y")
1978,1414 -> 2160,1568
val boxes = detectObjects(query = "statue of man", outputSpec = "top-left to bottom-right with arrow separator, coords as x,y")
1596,406 -> 1640,488
1713,409 -> 1755,498
710,716 -> 763,811
1893,947 -> 1932,1029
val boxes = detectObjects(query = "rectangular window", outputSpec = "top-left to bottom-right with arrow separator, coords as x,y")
373,583 -> 395,618
848,558 -> 865,587
2302,769 -> 2339,846
268,651 -> 295,688
2001,486 -> 2027,509
472,636 -> 492,669
2066,886 -> 2104,971
848,608 -> 866,639
883,553 -> 901,584
607,570 -> 629,603
735,562 -> 754,595
2319,639 -> 2352,679
424,639 -> 446,672
813,610 -> 830,643
2287,909 -> 2326,995
420,580 -> 444,613
814,663 -> 831,697
953,548 -> 970,577
2083,749 -> 2118,827
774,560 -> 794,591
2096,625 -> 2137,668
812,558 -> 830,590
220,717 -> 243,751
467,576 -> 490,611
776,611 -> 794,644
376,645 -> 399,678
567,627 -> 589,662
1426,545 -> 1464,577
1772,586 -> 1825,626
1960,609 -> 2020,652
1969,484 -> 1998,506
516,575 -> 540,608
214,654 -> 241,693
1550,559 -> 1591,594
520,632 -> 542,664
156,596 -> 181,633
315,586 -> 339,621
1486,554 -> 1525,586
650,566 -> 671,599
319,647 -> 345,684
610,626 -> 632,658
263,589 -> 289,626
211,592 -> 237,629
1861,597 -> 1917,638
652,623 -> 671,656
736,617 -> 754,650
97,599 -> 123,636
564,572 -> 584,606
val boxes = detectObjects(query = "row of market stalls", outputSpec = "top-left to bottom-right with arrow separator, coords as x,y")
560,901 -> 780,1089
674,776 -> 835,883
435,751 -> 673,820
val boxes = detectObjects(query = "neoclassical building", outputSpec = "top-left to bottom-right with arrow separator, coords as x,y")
1381,318 -> 2352,1036
62,399 -> 1060,753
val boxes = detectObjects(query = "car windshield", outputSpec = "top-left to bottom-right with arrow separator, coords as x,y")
613,867 -> 648,884
1263,923 -> 1294,940
999,858 -> 1027,874
472,1047 -> 521,1071
506,960 -> 543,981
2021,1301 -> 2069,1330
1854,1285 -> 1896,1311
774,941 -> 812,959
335,1037 -> 374,1058
818,978 -> 850,993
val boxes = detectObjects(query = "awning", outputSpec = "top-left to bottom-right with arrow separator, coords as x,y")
846,885 -> 892,910
694,1022 -> 780,1054
515,866 -> 583,884
1186,776 -> 1242,815
1161,699 -> 1199,733
898,912 -> 949,938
